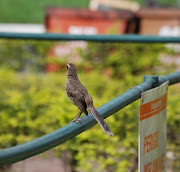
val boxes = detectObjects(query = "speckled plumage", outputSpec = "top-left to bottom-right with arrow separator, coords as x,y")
65,63 -> 114,136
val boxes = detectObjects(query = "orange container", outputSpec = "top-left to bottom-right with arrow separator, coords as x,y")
45,7 -> 135,34
44,7 -> 135,72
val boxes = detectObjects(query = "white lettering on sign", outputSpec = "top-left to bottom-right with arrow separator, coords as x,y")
151,100 -> 162,110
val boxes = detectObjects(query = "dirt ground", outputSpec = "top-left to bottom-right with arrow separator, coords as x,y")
10,150 -> 71,172
1,150 -> 178,172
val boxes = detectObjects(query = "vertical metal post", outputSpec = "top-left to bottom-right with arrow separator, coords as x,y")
143,75 -> 159,88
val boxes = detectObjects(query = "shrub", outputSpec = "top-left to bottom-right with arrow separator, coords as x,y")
0,40 -> 179,171
0,68 -> 179,171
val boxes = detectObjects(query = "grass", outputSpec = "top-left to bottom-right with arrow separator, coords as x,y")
0,0 -> 89,23
0,0 -> 179,24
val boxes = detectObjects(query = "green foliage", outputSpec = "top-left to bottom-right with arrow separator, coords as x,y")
0,0 -> 89,23
128,0 -> 179,7
167,85 -> 180,170
81,42 -> 167,78
0,39 -> 53,72
167,85 -> 180,146
155,0 -> 178,7
0,40 -> 179,171
0,68 -> 179,171
0,69 -> 139,171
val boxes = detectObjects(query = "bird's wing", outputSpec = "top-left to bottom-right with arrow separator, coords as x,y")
66,80 -> 87,112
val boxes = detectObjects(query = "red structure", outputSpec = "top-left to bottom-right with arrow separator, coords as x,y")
44,7 -> 180,72
45,7 -> 135,72
45,7 -> 134,35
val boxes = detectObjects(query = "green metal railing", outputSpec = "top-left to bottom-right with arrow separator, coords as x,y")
0,33 -> 180,166
1,32 -> 180,43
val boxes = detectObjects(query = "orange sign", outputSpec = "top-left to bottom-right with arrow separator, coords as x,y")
139,81 -> 169,172
140,93 -> 167,121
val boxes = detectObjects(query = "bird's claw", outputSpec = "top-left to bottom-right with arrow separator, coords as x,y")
69,119 -> 82,124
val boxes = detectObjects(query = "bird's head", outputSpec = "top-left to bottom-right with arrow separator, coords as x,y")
66,63 -> 78,77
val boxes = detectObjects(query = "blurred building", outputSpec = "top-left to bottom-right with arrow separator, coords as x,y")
44,5 -> 180,72
45,7 -> 135,35
45,7 -> 136,72
136,8 -> 180,36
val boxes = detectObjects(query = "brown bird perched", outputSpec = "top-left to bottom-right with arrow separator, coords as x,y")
65,63 -> 114,136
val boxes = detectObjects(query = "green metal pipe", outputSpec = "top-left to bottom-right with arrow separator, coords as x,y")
0,72 -> 179,166
0,32 -> 180,43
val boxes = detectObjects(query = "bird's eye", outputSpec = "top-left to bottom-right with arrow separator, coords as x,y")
67,65 -> 68,69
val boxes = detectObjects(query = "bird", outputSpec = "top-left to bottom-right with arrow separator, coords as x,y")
65,63 -> 114,136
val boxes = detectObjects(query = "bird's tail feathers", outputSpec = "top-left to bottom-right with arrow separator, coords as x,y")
88,106 -> 114,136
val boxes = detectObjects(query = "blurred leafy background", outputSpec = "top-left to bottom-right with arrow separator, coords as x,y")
0,38 -> 179,171
0,0 -> 180,171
